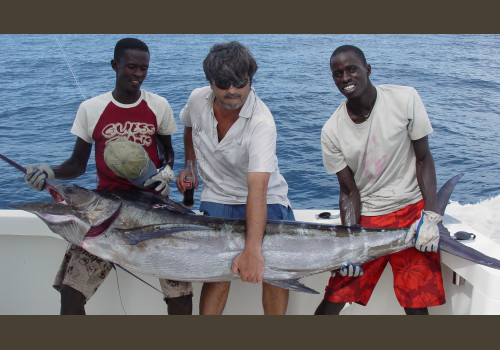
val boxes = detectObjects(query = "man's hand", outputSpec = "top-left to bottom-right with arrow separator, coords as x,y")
24,164 -> 54,191
405,210 -> 442,253
231,248 -> 265,284
143,165 -> 175,196
333,262 -> 364,277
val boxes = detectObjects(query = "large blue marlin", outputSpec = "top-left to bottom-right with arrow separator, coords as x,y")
7,171 -> 500,294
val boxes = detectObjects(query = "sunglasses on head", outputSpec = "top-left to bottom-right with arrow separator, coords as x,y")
213,77 -> 250,90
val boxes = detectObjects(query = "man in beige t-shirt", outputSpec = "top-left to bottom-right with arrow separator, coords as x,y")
315,45 -> 445,315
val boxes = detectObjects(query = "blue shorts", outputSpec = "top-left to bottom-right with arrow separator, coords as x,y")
199,201 -> 295,221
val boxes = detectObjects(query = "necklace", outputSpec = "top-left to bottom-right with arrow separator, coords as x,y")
347,101 -> 372,120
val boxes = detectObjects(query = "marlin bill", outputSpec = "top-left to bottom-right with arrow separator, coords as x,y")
11,174 -> 500,294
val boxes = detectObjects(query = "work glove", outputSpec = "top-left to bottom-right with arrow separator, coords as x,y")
24,164 -> 54,192
143,165 -> 175,197
405,210 -> 442,253
332,262 -> 364,277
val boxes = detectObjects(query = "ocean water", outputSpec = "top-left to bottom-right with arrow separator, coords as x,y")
1,34 -> 499,241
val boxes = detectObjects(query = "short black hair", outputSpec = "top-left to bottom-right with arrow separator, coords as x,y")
114,38 -> 149,60
203,41 -> 258,84
330,45 -> 367,67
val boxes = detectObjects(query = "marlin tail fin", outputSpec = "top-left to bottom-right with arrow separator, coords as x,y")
437,174 -> 500,270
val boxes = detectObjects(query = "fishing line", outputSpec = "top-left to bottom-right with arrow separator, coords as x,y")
53,34 -> 88,101
53,34 -> 98,188
112,263 -> 167,297
112,265 -> 128,315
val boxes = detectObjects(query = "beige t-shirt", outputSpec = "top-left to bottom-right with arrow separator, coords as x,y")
321,85 -> 433,216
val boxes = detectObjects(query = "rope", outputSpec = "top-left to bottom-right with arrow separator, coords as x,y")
53,34 -> 88,100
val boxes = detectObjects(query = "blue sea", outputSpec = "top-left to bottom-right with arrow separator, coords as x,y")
1,34 -> 499,238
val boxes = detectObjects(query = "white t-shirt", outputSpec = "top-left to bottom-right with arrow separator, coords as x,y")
321,85 -> 433,216
179,86 -> 290,207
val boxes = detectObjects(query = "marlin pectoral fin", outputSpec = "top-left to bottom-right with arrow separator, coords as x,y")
264,279 -> 319,294
119,224 -> 211,245
85,203 -> 122,238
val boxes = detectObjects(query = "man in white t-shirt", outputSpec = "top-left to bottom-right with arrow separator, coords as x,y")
23,38 -> 193,315
176,41 -> 294,315
315,45 -> 445,315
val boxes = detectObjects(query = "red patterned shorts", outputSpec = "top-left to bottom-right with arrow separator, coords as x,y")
324,200 -> 446,308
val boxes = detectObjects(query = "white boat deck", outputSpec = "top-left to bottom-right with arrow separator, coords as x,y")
1,209 -> 500,315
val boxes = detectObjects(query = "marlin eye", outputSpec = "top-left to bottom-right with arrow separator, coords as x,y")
65,185 -> 79,194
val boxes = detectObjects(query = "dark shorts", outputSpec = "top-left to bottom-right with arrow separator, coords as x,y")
323,200 -> 446,308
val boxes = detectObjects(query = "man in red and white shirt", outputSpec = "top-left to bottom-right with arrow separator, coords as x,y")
24,38 -> 193,315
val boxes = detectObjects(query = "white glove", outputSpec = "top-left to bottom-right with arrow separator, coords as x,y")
143,165 -> 175,196
405,210 -> 442,253
24,164 -> 54,192
333,262 -> 364,277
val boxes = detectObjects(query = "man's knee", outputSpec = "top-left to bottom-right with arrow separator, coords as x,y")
262,283 -> 289,315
